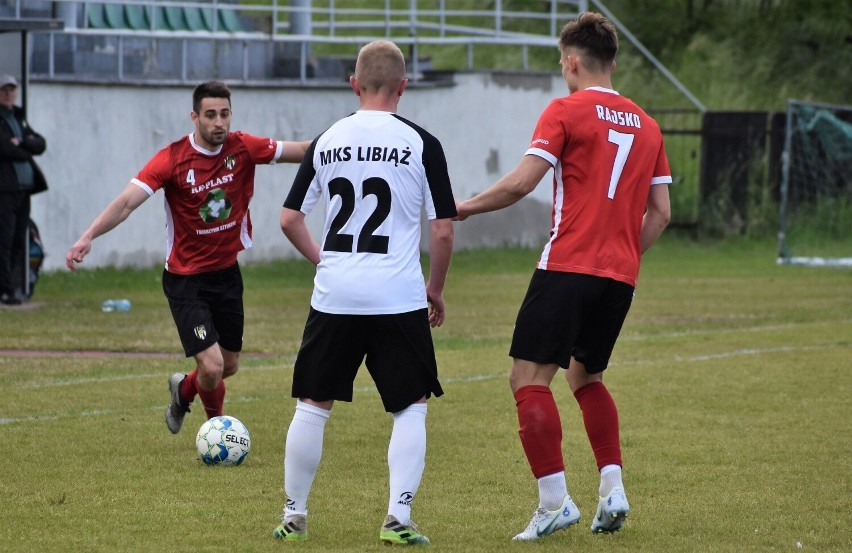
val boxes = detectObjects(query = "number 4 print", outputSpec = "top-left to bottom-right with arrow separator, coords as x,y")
607,129 -> 635,199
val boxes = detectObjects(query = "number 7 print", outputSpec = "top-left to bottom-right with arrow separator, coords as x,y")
607,129 -> 635,199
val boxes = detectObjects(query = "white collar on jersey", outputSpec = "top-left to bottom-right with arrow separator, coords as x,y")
189,132 -> 224,156
585,86 -> 620,95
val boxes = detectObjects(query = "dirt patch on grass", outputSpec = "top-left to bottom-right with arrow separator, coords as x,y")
0,350 -> 274,359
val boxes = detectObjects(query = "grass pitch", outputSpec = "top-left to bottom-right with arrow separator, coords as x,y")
1,236 -> 850,552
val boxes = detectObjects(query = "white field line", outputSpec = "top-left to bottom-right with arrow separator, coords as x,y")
2,341 -> 847,426
619,319 -> 850,343
683,345 -> 810,361
7,318 -> 848,387
0,395 -> 264,426
15,361 -> 292,390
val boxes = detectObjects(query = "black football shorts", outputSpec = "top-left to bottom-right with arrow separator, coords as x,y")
291,307 -> 443,413
510,269 -> 634,372
162,264 -> 244,357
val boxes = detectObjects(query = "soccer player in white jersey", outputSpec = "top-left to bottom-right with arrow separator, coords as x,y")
272,40 -> 456,545
456,12 -> 671,541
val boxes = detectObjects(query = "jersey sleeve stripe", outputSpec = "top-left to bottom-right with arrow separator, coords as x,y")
283,137 -> 319,211
422,134 -> 456,219
651,175 -> 673,185
272,140 -> 284,163
130,178 -> 155,196
525,147 -> 557,166
391,114 -> 456,220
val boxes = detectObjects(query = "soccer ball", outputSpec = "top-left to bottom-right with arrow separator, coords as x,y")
195,415 -> 251,466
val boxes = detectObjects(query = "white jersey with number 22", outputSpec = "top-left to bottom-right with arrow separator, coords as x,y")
283,110 -> 456,315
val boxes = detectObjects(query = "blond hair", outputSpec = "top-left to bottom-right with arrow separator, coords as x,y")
354,40 -> 406,93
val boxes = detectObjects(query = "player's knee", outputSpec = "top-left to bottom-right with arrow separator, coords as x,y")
509,371 -> 533,394
223,363 -> 239,379
221,350 -> 240,379
197,356 -> 225,381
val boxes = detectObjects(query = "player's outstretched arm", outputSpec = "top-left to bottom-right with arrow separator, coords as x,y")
425,218 -> 454,328
277,140 -> 312,164
65,183 -> 150,271
640,184 -> 671,254
455,155 -> 550,220
280,207 -> 320,266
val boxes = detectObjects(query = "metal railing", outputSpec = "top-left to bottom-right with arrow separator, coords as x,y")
8,0 -> 589,37
6,0 -> 703,111
9,0 -> 589,84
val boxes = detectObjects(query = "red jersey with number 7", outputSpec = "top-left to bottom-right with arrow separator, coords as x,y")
131,131 -> 282,275
526,87 -> 672,287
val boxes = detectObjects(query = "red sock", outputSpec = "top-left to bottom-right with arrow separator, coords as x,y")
573,382 -> 622,470
198,378 -> 226,419
514,385 -> 564,478
179,369 -> 199,405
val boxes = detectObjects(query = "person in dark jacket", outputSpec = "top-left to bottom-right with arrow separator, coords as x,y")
0,75 -> 48,305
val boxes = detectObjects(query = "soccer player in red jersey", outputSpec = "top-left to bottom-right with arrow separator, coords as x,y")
455,12 -> 671,540
65,80 -> 310,436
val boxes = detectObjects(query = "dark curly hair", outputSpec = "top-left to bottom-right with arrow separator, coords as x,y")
192,80 -> 232,113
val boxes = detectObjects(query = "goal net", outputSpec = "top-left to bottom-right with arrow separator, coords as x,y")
777,100 -> 852,267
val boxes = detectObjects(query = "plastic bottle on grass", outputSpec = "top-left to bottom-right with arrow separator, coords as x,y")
101,299 -> 132,312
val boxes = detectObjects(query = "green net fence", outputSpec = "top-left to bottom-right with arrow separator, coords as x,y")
778,100 -> 852,267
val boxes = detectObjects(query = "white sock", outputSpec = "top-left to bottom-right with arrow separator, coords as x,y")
387,403 -> 428,523
283,400 -> 330,519
537,472 -> 568,511
599,464 -> 623,497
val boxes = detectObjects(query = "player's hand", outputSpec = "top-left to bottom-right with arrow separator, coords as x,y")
426,289 -> 445,327
453,200 -> 469,221
66,238 -> 92,271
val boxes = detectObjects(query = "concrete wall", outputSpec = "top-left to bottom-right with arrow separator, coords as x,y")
27,72 -> 565,272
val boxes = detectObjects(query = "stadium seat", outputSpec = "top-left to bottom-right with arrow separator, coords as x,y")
86,3 -> 108,29
86,1 -> 243,34
183,6 -> 208,31
124,4 -> 149,30
103,3 -> 129,29
144,5 -> 172,31
200,5 -> 217,32
218,7 -> 243,33
163,5 -> 188,31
